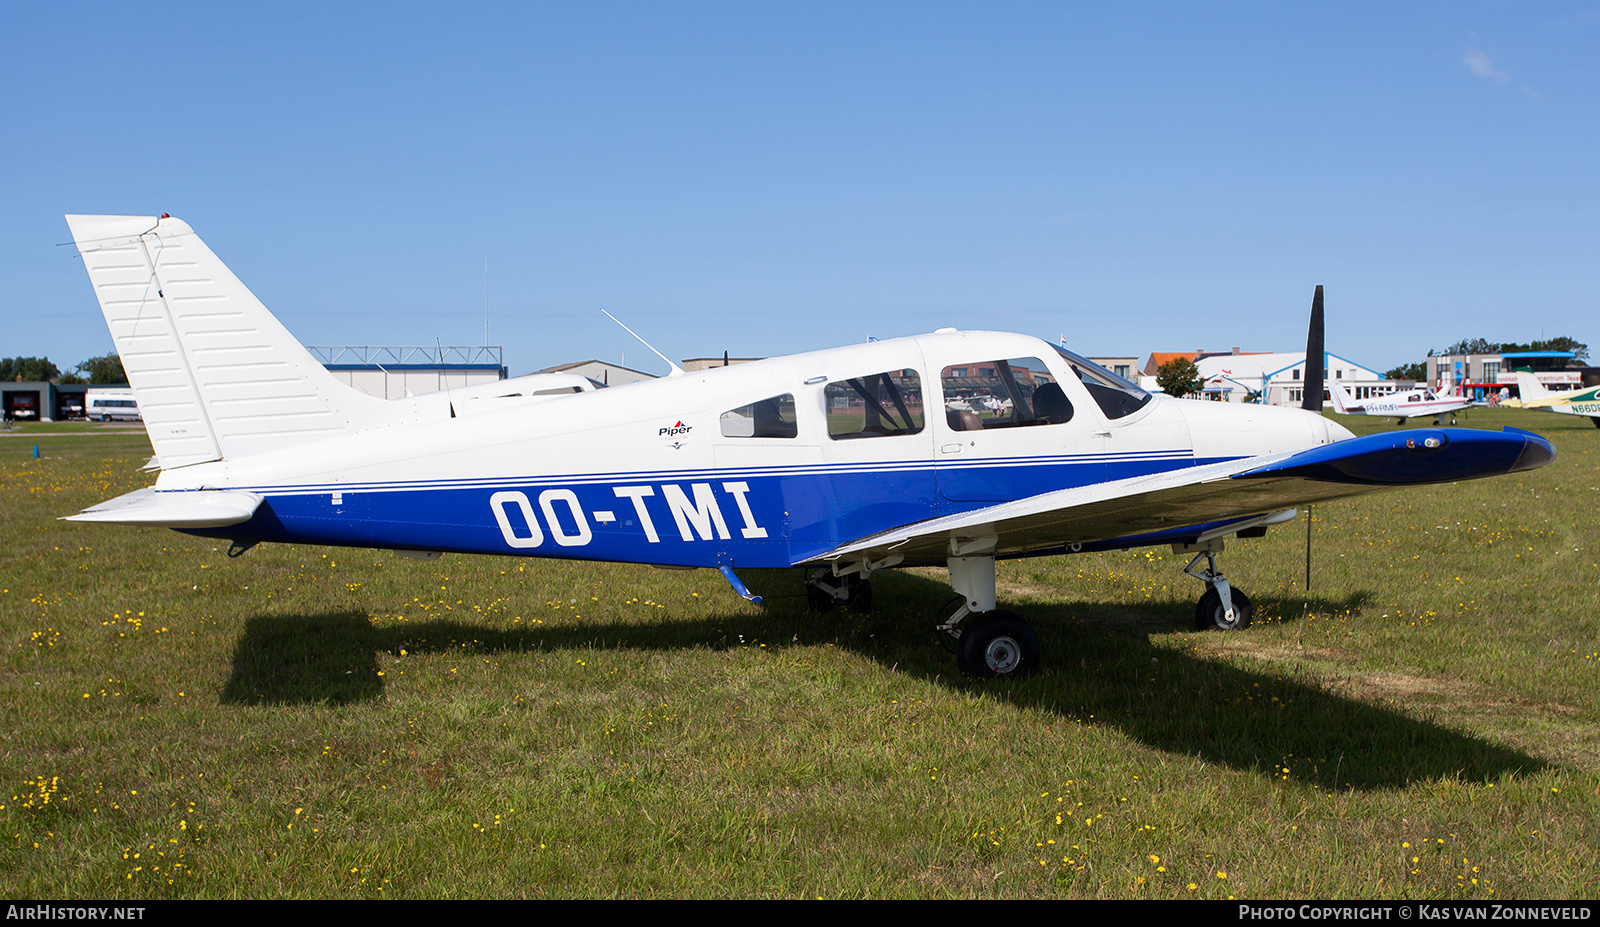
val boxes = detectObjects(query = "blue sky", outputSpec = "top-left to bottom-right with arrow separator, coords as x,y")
4,2 -> 1597,376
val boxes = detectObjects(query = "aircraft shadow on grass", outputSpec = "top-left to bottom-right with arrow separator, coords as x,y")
221,567 -> 1545,791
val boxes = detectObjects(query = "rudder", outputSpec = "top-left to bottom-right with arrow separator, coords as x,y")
66,215 -> 398,468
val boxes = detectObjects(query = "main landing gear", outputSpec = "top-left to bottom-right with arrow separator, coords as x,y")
806,554 -> 903,612
809,545 -> 1042,678
806,568 -> 873,611
812,521 -> 1282,679
934,540 -> 1041,678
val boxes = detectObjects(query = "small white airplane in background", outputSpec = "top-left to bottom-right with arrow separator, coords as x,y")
61,215 -> 1555,677
1507,371 -> 1600,427
1329,380 -> 1475,425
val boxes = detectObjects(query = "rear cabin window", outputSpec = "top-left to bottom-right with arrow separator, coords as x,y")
825,371 -> 924,439
941,356 -> 1071,430
720,394 -> 798,438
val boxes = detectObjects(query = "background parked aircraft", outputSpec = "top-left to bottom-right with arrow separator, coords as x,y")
1507,371 -> 1600,426
1329,380 -> 1474,425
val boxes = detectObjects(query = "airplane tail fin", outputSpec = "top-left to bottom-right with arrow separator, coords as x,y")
1512,370 -> 1553,407
66,215 -> 402,469
1327,378 -> 1355,414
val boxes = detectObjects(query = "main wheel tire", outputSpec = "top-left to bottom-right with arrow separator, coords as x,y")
1194,587 -> 1252,631
957,611 -> 1040,678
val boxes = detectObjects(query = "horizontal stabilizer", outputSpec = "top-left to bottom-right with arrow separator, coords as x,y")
63,487 -> 262,528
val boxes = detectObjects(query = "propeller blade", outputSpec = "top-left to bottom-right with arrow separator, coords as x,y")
1301,285 -> 1325,413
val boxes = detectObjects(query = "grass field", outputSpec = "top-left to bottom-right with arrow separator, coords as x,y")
2,410 -> 1597,899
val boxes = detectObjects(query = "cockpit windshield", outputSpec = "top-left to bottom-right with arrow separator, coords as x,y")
1049,345 -> 1153,419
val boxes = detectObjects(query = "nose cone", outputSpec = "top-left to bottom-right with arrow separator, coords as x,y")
1321,414 -> 1355,443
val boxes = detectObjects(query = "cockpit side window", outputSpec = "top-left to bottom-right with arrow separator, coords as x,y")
941,357 -> 1071,430
1049,346 -> 1153,419
720,394 -> 799,438
825,370 -> 924,439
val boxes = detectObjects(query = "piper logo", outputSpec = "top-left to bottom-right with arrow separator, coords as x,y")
659,421 -> 692,438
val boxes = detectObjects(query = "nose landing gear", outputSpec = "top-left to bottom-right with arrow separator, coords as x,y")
1180,539 -> 1252,631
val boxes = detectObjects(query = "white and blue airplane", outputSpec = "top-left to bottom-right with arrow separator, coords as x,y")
62,215 -> 1555,677
1329,379 -> 1476,426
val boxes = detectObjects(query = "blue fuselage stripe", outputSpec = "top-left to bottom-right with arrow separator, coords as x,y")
183,456 -> 1228,567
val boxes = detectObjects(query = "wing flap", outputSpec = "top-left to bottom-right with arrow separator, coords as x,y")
802,427 -> 1554,565
63,487 -> 263,528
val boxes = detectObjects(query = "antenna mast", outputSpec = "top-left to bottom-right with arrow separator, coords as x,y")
601,309 -> 685,377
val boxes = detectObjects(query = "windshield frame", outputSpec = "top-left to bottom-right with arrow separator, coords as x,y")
1048,345 -> 1154,420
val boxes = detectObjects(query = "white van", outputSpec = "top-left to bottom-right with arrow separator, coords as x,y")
86,387 -> 141,422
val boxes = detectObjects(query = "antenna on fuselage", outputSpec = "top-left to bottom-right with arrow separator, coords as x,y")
1300,285 -> 1325,413
601,309 -> 685,378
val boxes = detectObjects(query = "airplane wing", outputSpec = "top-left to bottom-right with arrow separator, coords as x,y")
800,427 -> 1553,566
63,487 -> 263,528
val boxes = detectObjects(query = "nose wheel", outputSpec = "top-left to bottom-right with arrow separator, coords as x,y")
1195,586 -> 1252,631
1183,545 -> 1252,631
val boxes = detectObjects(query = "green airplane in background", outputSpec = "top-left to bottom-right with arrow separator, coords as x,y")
1508,370 -> 1600,426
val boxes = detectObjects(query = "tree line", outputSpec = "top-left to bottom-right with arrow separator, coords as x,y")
1385,336 -> 1589,382
1,354 -> 126,384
